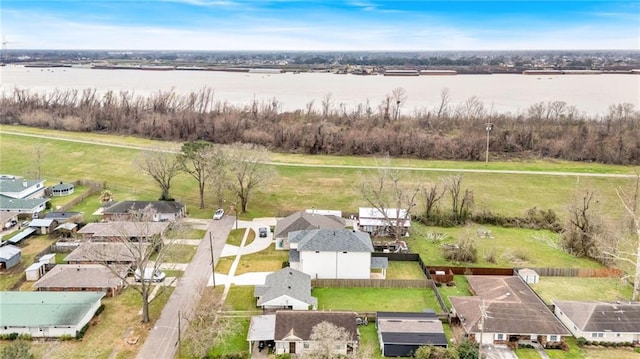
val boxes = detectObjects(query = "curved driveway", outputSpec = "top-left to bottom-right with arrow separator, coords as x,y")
136,216 -> 232,359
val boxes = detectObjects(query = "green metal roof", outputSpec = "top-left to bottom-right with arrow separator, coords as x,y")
0,178 -> 44,195
0,195 -> 49,211
0,291 -> 105,327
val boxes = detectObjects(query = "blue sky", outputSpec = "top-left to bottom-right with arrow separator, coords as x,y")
1,1 -> 639,50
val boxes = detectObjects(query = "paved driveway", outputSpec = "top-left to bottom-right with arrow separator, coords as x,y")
482,344 -> 517,359
136,216 -> 232,359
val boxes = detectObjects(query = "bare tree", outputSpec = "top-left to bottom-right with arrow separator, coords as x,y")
422,180 -> 447,220
443,175 -> 474,225
303,321 -> 354,359
225,143 -> 274,213
178,141 -> 215,209
358,156 -> 420,241
391,87 -> 407,121
180,284 -> 239,358
88,206 -> 176,323
436,88 -> 451,120
136,147 -> 182,201
560,191 -> 611,264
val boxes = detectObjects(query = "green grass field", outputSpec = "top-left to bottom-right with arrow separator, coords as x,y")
223,286 -> 259,312
530,277 -> 634,304
313,287 -> 443,313
386,261 -> 427,279
437,275 -> 473,310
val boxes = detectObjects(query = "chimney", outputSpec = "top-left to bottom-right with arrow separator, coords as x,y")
23,180 -> 28,188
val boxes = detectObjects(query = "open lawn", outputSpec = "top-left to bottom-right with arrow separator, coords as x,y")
226,228 -> 245,246
408,223 -> 604,268
0,236 -> 57,290
165,227 -> 206,240
232,244 -> 288,275
313,287 -> 442,313
205,317 -> 250,358
154,244 -> 197,263
386,261 -> 427,279
46,184 -> 89,210
1,286 -> 174,359
358,323 -> 385,359
515,348 -> 541,359
223,285 -> 259,312
530,277 -> 634,304
545,337 -> 640,359
1,126 -> 636,222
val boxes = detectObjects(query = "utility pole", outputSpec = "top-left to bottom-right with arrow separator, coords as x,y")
485,123 -> 493,163
209,232 -> 216,288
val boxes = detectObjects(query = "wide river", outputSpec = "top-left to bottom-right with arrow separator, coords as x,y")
1,65 -> 638,117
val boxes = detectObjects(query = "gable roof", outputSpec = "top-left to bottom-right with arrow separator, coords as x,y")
0,245 -> 22,260
274,211 -> 345,238
0,178 -> 45,198
553,301 -> 640,333
29,218 -> 55,227
78,221 -> 169,238
0,291 -> 105,327
64,242 -> 148,263
102,201 -> 185,215
377,311 -> 447,347
254,267 -> 317,307
274,311 -> 358,341
0,195 -> 49,211
450,276 -> 569,336
289,229 -> 373,252
33,264 -> 128,289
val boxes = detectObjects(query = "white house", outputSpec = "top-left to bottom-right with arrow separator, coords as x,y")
0,176 -> 49,214
288,228 -> 380,279
0,291 -> 105,338
553,301 -> 640,343
274,211 -> 345,250
101,201 -> 186,222
358,207 -> 411,237
254,267 -> 318,310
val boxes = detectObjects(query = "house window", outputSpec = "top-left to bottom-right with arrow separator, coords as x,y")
591,333 -> 604,338
549,335 -> 558,341
495,334 -> 504,340
303,343 -> 310,349
315,251 -> 320,253
616,333 -> 622,337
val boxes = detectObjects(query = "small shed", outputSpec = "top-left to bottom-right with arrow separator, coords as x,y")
518,268 -> 540,284
29,218 -> 56,235
38,253 -> 56,264
51,182 -> 75,196
0,245 -> 22,269
25,262 -> 46,281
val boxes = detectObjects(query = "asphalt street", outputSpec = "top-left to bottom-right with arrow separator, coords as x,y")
136,216 -> 232,359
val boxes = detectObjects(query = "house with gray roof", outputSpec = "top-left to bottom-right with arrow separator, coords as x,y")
288,228 -> 384,279
275,211 -> 345,250
0,291 -> 105,338
0,176 -> 48,214
254,267 -> 317,310
102,201 -> 185,222
64,242 -> 148,265
0,244 -> 21,269
450,275 -> 569,346
33,264 -> 128,297
78,221 -> 169,241
377,311 -> 448,357
553,301 -> 640,343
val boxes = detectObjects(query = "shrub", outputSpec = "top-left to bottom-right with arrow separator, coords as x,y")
0,333 -> 19,341
59,335 -> 74,341
634,347 -> 640,353
576,337 -> 587,346
483,249 -> 497,264
76,323 -> 90,339
94,304 -> 105,316
444,237 -> 477,263
276,354 -> 291,359
16,334 -> 30,341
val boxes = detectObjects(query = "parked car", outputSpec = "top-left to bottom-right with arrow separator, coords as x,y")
213,208 -> 224,220
134,268 -> 166,282
258,227 -> 268,238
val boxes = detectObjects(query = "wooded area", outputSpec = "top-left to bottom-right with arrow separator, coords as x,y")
1,87 -> 638,164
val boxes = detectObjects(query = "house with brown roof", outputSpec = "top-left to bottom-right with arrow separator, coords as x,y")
449,276 -> 569,346
247,311 -> 358,356
64,242 -> 149,265
101,201 -> 185,222
77,221 -> 169,242
553,301 -> 640,343
33,264 -> 128,297
274,211 -> 345,250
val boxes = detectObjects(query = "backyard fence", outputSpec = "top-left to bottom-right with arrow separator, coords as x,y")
525,267 -> 623,278
58,180 -> 104,212
312,278 -> 432,289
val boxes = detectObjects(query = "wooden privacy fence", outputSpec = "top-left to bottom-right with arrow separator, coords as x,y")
312,278 -> 432,289
58,180 -> 104,212
525,267 -> 623,278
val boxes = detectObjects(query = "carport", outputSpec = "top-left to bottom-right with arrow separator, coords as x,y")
247,314 -> 275,355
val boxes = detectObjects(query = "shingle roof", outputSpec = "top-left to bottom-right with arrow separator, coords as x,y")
450,276 -> 569,336
377,311 -> 447,346
64,242 -> 149,263
0,291 -> 105,327
33,264 -> 128,289
553,301 -> 640,333
274,311 -> 358,341
0,195 -> 48,211
0,178 -> 44,196
78,221 -> 169,238
103,201 -> 185,215
274,211 -> 345,238
29,218 -> 55,227
290,229 -> 373,252
254,267 -> 317,307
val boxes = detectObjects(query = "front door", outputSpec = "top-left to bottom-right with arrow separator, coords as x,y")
289,342 -> 296,354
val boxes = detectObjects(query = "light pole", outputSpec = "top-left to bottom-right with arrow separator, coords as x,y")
485,123 -> 493,163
